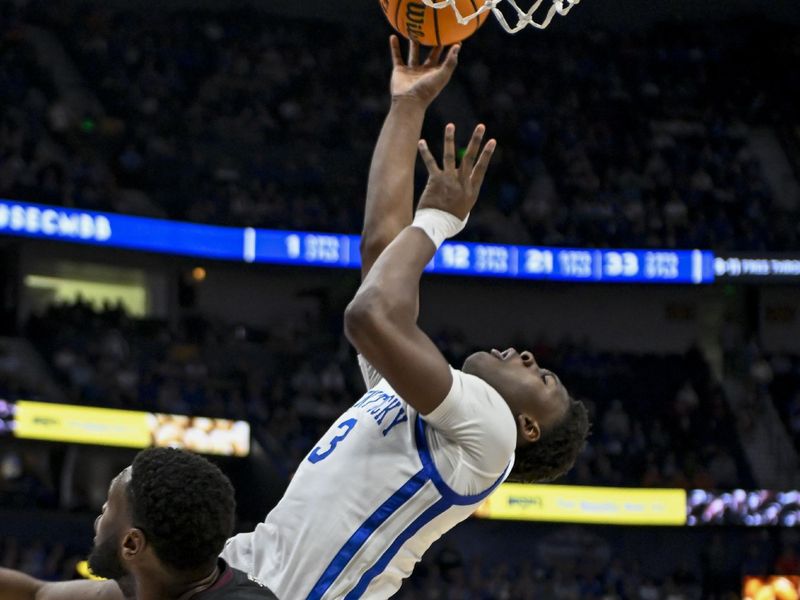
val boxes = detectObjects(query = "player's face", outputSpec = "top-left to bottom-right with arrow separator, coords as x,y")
462,348 -> 569,438
88,467 -> 132,580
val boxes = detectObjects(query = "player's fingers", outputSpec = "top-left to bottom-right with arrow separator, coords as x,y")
470,139 -> 497,190
442,44 -> 461,72
408,40 -> 421,67
460,124 -> 486,176
423,45 -> 444,68
390,35 -> 404,67
443,124 -> 456,170
418,140 -> 440,174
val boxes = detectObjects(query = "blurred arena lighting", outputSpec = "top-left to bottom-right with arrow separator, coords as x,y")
687,489 -> 800,527
743,576 -> 800,600
1,399 -> 250,457
475,483 -> 687,525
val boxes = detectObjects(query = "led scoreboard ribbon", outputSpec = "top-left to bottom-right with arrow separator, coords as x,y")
428,243 -> 712,284
0,199 -> 244,261
1,199 -> 715,284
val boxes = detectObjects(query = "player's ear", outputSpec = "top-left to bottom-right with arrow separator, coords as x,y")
121,529 -> 147,562
517,413 -> 541,443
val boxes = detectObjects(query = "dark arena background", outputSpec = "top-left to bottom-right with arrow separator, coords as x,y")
2,0 -> 800,598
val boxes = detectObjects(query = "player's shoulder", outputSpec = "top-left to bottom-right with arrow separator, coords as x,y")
229,569 -> 279,599
449,367 -> 506,403
198,562 -> 278,599
426,366 -> 514,430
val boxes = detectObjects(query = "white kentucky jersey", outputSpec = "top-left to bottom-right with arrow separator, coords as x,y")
222,357 -> 516,600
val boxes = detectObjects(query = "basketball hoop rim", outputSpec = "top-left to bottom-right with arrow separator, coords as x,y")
420,0 -> 581,33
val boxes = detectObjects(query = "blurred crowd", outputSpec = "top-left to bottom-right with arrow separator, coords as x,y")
22,298 -> 358,482
0,537 -> 83,583
462,27 -> 798,250
564,351 -> 749,490
400,548 -> 705,600
1,2 -> 799,250
11,298 -> 753,493
740,348 -> 800,453
0,346 -> 32,402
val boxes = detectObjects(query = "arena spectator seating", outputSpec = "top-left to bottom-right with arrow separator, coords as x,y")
2,3 -> 798,251
18,299 -> 754,490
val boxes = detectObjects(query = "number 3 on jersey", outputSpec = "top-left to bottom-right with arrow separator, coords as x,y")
308,418 -> 357,464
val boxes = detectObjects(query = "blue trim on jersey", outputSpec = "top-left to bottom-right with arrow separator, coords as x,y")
344,497 -> 451,600
414,415 -> 509,505
306,468 -> 428,600
306,415 -> 511,599
342,417 -> 511,598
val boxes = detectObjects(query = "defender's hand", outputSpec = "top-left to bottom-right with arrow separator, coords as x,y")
417,124 -> 496,220
389,35 -> 459,108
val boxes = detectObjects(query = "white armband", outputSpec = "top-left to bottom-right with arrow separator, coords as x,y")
411,208 -> 469,249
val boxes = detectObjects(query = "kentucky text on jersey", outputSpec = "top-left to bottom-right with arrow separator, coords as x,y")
352,390 -> 409,436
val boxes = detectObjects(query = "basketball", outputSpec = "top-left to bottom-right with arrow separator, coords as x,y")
380,0 -> 489,47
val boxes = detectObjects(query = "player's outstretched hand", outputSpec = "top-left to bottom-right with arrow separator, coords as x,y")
417,123 -> 496,220
390,35 -> 459,108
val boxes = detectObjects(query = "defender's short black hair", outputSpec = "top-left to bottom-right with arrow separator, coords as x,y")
508,397 -> 590,483
128,447 -> 236,571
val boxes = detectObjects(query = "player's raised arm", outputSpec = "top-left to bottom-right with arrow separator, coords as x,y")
360,36 -> 460,280
345,124 -> 496,415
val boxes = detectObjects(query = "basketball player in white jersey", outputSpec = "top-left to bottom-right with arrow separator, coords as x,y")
221,37 -> 590,599
0,37 -> 589,600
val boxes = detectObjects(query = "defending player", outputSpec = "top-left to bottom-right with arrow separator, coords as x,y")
220,37 -> 590,599
0,448 -> 277,600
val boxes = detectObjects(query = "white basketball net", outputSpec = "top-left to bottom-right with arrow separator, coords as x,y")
421,0 -> 581,33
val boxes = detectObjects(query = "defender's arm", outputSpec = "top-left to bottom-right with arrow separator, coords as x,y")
0,569 -> 124,600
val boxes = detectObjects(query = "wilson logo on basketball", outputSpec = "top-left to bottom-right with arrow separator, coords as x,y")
379,0 -> 489,47
405,2 -> 426,41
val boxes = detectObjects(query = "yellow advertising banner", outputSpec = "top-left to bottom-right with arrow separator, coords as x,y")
15,401 -> 151,448
13,401 -> 250,456
475,483 -> 687,526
